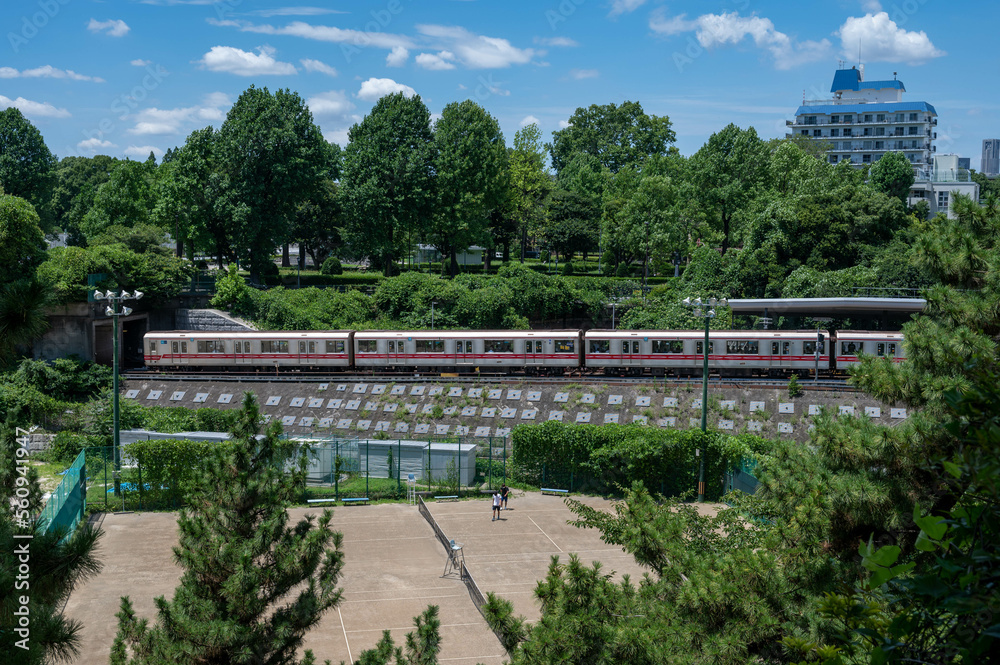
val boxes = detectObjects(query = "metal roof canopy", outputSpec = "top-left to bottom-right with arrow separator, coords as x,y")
729,297 -> 925,317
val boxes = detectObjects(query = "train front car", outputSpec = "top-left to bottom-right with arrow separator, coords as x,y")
142,331 -> 353,371
352,330 -> 582,375
833,330 -> 905,373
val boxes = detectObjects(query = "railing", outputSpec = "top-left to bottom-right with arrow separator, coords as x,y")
851,287 -> 925,298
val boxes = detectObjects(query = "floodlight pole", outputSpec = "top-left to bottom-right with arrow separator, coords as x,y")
683,295 -> 728,502
94,288 -> 143,505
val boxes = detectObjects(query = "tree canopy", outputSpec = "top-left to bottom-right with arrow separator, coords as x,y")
0,107 -> 56,231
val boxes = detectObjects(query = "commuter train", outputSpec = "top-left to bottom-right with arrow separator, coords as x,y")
142,328 -> 904,377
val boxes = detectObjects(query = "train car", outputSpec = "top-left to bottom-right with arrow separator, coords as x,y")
144,331 -> 353,370
352,330 -> 582,374
833,330 -> 905,371
584,329 -> 831,377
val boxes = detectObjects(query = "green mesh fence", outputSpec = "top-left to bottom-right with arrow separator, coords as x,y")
39,450 -> 86,538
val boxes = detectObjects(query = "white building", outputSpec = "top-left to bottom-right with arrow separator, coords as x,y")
788,66 -> 937,170
908,154 -> 980,220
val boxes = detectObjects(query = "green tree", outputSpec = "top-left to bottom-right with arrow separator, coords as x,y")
690,123 -> 771,254
868,151 -> 915,208
216,86 -> 333,279
432,100 -> 508,277
293,179 -> 343,269
50,155 -> 118,243
80,159 -> 158,240
0,107 -> 56,231
542,188 -> 599,261
0,426 -> 104,664
342,93 -> 435,276
0,194 -> 47,283
549,101 -> 675,175
0,278 -> 52,363
111,393 -> 345,665
508,123 -> 552,262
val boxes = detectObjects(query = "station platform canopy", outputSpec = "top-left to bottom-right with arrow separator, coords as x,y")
728,297 -> 925,318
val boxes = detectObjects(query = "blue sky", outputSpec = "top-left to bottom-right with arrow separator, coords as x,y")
2,0 -> 997,169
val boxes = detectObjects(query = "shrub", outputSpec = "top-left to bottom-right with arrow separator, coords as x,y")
787,374 -> 803,398
320,256 -> 343,275
561,261 -> 575,276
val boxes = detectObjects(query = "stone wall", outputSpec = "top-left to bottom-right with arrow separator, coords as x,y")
173,309 -> 254,332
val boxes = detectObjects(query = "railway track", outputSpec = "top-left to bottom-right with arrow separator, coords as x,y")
123,370 -> 853,392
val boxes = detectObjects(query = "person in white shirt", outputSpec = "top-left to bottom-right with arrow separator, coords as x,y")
492,491 -> 501,521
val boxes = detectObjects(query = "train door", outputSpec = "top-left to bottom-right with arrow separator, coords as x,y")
621,339 -> 640,367
172,340 -> 188,365
770,340 -> 791,373
456,340 -> 474,366
525,339 -> 542,367
235,340 -> 252,365
387,339 -> 402,366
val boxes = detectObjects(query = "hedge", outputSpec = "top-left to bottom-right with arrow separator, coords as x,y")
510,421 -> 771,500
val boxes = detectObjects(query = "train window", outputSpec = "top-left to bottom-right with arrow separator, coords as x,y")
181,342 -> 187,353
386,341 -> 397,353
535,341 -> 543,353
357,340 -> 378,353
416,340 -> 444,353
456,341 -> 467,353
622,342 -> 629,354
555,340 -> 575,353
696,341 -> 714,354
652,340 -> 683,354
234,341 -> 242,354
308,341 -> 316,354
841,341 -> 860,355
524,340 -> 543,353
621,341 -> 639,354
589,340 -> 610,354
803,341 -> 826,354
484,340 -> 513,353
726,340 -> 759,354
888,343 -> 896,356
261,341 -> 289,353
299,341 -> 306,353
325,340 -> 345,353
172,341 -> 178,354
197,340 -> 225,353
876,343 -> 897,357
149,341 -> 156,354
771,341 -> 792,355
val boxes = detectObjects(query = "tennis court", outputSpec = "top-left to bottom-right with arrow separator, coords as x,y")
63,504 -> 506,664
422,492 -> 653,620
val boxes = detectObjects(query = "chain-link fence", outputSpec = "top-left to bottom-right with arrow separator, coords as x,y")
38,449 -> 86,538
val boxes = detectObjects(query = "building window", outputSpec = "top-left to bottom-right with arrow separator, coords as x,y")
806,116 -> 817,125
831,115 -> 840,123
911,140 -> 919,149
908,126 -> 918,135
830,155 -> 838,163
895,127 -> 904,136
844,128 -> 853,137
876,114 -> 885,122
800,130 -> 809,136
938,191 -> 949,209
875,127 -> 884,136
896,113 -> 905,122
813,129 -> 822,137
831,128 -> 840,137
863,127 -> 872,136
863,141 -> 873,150
875,141 -> 884,150
863,154 -> 872,163
909,113 -> 918,121
843,141 -> 853,150
843,115 -> 853,123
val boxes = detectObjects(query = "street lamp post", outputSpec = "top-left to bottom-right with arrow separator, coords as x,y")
93,289 -> 143,505
431,301 -> 437,331
643,218 -> 650,293
683,296 -> 728,501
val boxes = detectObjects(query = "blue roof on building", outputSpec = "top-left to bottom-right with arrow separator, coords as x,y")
831,68 -> 906,92
795,101 -> 936,116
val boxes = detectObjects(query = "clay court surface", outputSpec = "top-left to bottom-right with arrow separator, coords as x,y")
64,492 -> 655,664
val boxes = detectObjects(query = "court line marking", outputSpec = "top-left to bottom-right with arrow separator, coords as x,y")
338,606 -> 352,664
526,515 -> 562,553
347,621 -> 486,634
342,592 -> 466,604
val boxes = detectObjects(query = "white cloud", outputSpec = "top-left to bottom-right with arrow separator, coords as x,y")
323,128 -> 351,146
300,58 -> 337,76
558,120 -> 571,129
130,59 -> 152,67
306,90 -> 355,118
77,138 -> 117,153
837,12 -> 945,64
608,0 -> 647,17
534,36 -> 579,47
650,10 -> 831,70
251,7 -> 347,17
520,115 -> 540,128
0,95 -> 71,119
416,25 -> 535,68
386,45 -> 409,67
570,68 -> 599,79
357,78 -> 416,102
862,0 -> 882,11
415,51 -> 456,70
87,19 -> 130,37
211,18 -> 414,52
198,45 -> 297,76
0,65 -> 104,82
127,93 -> 231,135
124,145 -> 163,160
